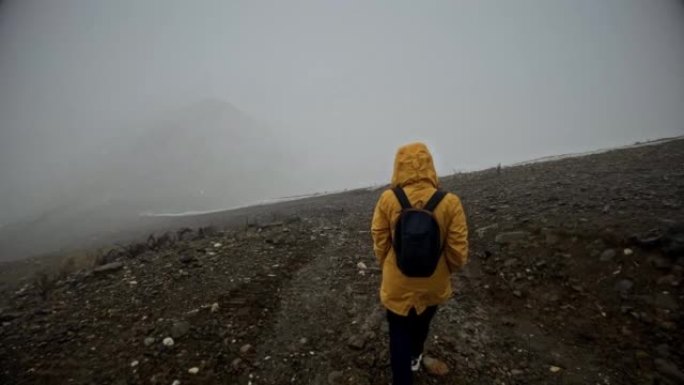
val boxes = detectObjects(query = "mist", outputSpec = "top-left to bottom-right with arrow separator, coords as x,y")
1,0 -> 683,259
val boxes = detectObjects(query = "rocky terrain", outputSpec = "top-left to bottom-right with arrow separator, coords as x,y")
1,138 -> 683,385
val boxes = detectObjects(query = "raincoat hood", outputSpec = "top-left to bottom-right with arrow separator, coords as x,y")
391,142 -> 438,188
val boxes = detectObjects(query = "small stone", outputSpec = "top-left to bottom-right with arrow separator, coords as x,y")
178,254 -> 195,264
0,311 -> 22,322
130,360 -> 139,367
623,248 -> 633,256
93,262 -> 124,274
213,242 -> 222,248
210,303 -> 220,313
495,231 -> 530,245
600,249 -> 616,262
347,335 -> 365,350
328,370 -> 344,384
231,358 -> 242,369
144,337 -> 155,346
240,344 -> 253,355
356,262 -> 367,270
656,344 -> 671,358
512,290 -> 523,298
655,358 -> 684,382
171,381 -> 180,385
501,317 -> 516,327
503,258 -> 518,267
188,367 -> 199,374
299,337 -> 308,345
171,321 -> 190,338
549,366 -> 562,373
614,279 -> 634,293
653,293 -> 678,311
423,356 -> 449,375
657,275 -> 680,286
651,256 -> 673,270
511,369 -> 524,375
162,337 -> 174,347
544,233 -> 559,246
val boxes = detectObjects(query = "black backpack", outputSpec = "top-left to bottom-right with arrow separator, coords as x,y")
392,187 -> 447,277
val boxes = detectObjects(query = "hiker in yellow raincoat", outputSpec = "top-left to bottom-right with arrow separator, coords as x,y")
371,142 -> 468,385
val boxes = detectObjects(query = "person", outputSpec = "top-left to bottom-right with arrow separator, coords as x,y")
371,142 -> 469,385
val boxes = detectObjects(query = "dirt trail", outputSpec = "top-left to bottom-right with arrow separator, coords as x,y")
1,138 -> 683,384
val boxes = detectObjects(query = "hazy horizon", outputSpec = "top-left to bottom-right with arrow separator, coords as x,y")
1,0 -> 683,229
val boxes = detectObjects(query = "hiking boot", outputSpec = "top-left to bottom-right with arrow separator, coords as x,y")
411,354 -> 423,372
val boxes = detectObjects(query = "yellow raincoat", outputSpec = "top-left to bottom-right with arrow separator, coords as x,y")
371,143 -> 468,316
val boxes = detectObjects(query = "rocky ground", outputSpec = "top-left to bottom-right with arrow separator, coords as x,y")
1,138 -> 683,385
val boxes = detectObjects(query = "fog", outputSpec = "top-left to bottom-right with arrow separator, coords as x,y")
1,0 -> 683,259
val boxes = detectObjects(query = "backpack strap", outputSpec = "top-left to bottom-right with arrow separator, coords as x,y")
423,190 -> 447,212
392,187 -> 412,209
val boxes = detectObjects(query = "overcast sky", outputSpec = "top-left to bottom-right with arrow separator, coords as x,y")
1,0 -> 683,223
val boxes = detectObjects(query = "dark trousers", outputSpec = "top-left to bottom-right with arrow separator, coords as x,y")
386,306 -> 438,385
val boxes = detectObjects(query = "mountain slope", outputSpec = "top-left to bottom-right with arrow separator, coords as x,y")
0,138 -> 682,384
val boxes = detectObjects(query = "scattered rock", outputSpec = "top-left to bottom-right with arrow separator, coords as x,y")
503,258 -> 518,267
0,311 -> 22,322
130,360 -> 139,367
495,231 -> 530,245
162,337 -> 174,347
657,274 -> 680,286
328,370 -> 344,384
178,255 -> 195,264
170,321 -> 190,339
544,233 -> 559,246
240,344 -> 253,355
210,303 -> 220,313
652,293 -> 678,311
356,262 -> 367,270
423,356 -> 449,375
549,366 -> 562,373
231,358 -> 242,370
347,335 -> 365,350
600,249 -> 616,262
475,223 -> 498,238
614,279 -> 634,294
93,262 -> 123,274
623,248 -> 633,256
143,337 -> 155,346
655,344 -> 671,358
654,358 -> 684,383
651,256 -> 673,270
188,367 -> 199,374
632,233 -> 662,248
501,317 -> 516,327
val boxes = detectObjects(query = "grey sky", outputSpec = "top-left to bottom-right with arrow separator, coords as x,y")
1,0 -> 683,225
